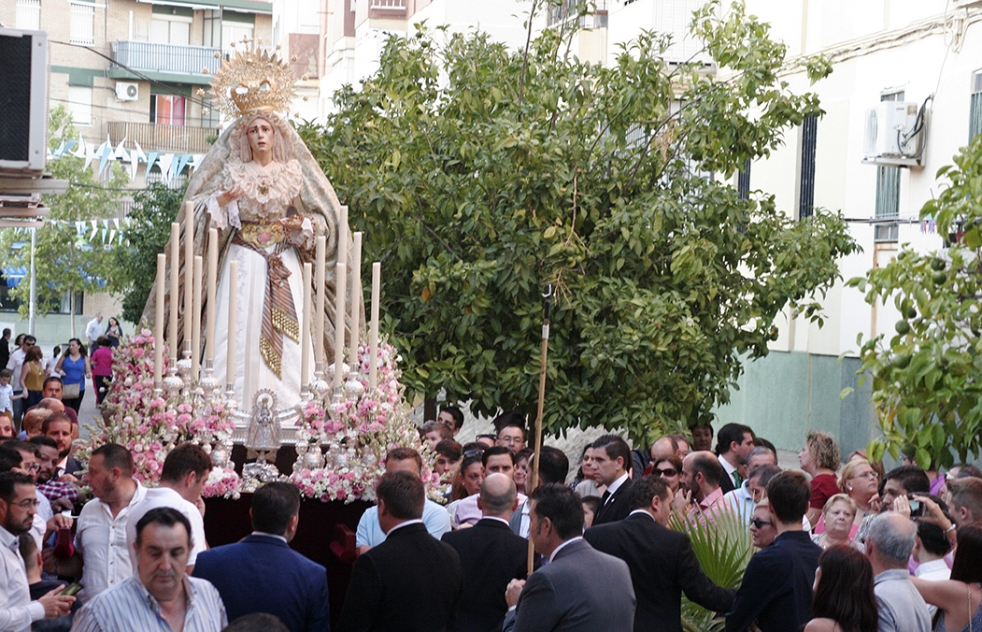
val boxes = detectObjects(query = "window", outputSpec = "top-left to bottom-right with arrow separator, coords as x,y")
150,95 -> 186,126
970,70 -> 982,142
15,0 -> 41,30
69,1 -> 95,45
737,159 -> 751,200
221,12 -> 255,56
875,91 -> 903,242
798,114 -> 817,220
150,18 -> 190,46
67,86 -> 92,126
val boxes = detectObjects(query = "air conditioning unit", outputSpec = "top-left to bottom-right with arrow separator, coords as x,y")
115,82 -> 139,101
863,101 -> 923,166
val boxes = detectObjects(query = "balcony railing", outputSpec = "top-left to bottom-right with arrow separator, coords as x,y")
107,121 -> 218,155
370,0 -> 406,9
112,41 -> 221,76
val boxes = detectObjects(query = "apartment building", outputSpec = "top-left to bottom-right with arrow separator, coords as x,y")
1,0 -> 274,183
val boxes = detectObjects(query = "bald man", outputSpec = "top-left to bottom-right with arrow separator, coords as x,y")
442,473 -> 529,632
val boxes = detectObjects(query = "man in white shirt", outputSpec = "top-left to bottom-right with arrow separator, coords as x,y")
5,336 -> 34,423
85,313 -> 103,351
0,471 -> 74,631
125,443 -> 210,571
913,518 -> 952,618
46,443 -> 147,602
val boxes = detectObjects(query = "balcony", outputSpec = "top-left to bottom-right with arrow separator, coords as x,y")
111,41 -> 221,79
369,0 -> 406,9
107,121 -> 218,155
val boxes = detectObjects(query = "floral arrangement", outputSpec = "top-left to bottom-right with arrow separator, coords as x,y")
80,331 -> 432,504
76,329 -> 241,497
289,339 -> 438,503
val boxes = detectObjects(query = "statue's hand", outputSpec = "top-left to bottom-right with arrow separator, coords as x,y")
217,186 -> 243,207
280,215 -> 314,251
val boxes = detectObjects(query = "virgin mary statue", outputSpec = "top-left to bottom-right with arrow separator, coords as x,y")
143,45 -> 359,413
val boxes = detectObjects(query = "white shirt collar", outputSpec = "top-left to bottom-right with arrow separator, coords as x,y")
386,518 -> 423,535
720,456 -> 737,475
549,535 -> 583,563
628,509 -> 655,521
483,516 -> 511,527
549,536 -> 583,562
251,531 -> 288,543
605,472 -> 630,497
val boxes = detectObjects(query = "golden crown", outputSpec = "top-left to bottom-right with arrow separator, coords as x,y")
208,40 -> 296,118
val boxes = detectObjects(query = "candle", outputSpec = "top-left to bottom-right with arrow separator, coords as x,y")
192,255 -> 202,380
169,222 -> 179,359
338,206 -> 349,267
333,262 -> 347,388
206,228 -> 218,363
226,260 -> 238,387
369,262 -> 380,391
300,262 -> 312,386
183,203 -> 194,345
154,254 -> 166,384
348,232 -> 362,369
314,235 -> 326,364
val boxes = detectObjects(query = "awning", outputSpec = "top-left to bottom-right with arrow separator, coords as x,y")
2,267 -> 26,288
136,0 -> 273,14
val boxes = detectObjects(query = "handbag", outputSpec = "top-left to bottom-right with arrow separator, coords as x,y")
62,383 -> 80,399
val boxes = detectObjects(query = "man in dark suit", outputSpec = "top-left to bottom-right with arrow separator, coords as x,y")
591,435 -> 634,525
192,482 -> 330,632
585,475 -> 735,632
443,473 -> 529,632
503,484 -> 635,632
509,446 -> 568,537
714,423 -> 755,494
338,471 -> 463,632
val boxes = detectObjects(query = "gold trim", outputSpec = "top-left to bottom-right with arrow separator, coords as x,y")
259,335 -> 282,378
239,222 -> 285,246
271,306 -> 300,343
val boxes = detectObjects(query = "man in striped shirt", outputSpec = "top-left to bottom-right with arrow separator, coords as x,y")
72,507 -> 227,632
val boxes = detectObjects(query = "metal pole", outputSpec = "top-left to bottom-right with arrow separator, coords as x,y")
527,283 -> 553,576
28,227 -> 37,336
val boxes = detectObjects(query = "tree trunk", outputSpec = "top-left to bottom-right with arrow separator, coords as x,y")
423,396 -> 437,423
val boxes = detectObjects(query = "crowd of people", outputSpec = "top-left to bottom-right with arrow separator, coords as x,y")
0,323 -> 122,420
0,357 -> 979,632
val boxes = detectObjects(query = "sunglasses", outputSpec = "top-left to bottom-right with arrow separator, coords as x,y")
750,518 -> 773,529
655,468 -> 678,477
463,448 -> 485,458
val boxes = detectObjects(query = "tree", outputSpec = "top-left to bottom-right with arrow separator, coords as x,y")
299,0 -> 858,443
108,182 -> 185,325
848,133 -> 982,468
0,106 -> 127,335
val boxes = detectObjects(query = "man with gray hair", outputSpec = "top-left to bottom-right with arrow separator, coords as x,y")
866,512 -> 931,632
443,473 -> 529,632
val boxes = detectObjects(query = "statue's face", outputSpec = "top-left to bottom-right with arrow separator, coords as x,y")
247,118 -> 274,158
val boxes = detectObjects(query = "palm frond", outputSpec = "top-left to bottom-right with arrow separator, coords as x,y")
670,507 -> 754,632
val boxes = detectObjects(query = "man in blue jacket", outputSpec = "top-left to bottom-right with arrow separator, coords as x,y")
193,482 -> 330,632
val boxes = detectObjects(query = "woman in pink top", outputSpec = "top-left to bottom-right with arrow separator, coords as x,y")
90,335 -> 114,404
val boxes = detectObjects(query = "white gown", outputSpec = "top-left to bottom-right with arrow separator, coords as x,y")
209,158 -> 315,412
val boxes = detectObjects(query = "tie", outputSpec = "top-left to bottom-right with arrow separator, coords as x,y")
732,471 -> 741,487
601,490 -> 611,506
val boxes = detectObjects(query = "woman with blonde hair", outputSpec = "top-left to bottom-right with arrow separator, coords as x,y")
799,430 -> 841,526
839,458 -> 880,542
